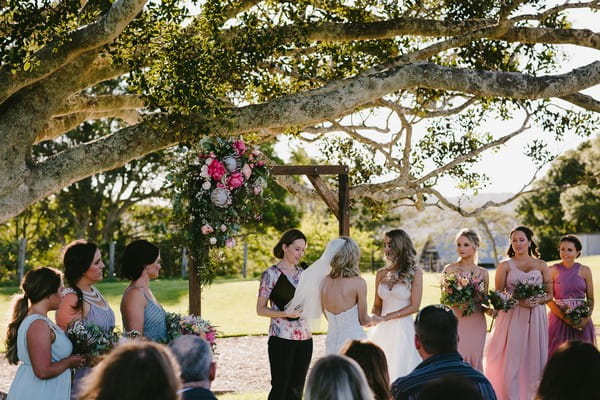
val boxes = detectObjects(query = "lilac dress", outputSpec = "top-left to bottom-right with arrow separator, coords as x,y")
548,263 -> 596,356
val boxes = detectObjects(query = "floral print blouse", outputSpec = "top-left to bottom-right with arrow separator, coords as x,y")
258,265 -> 312,341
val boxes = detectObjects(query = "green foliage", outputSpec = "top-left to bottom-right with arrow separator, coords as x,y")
516,136 -> 600,259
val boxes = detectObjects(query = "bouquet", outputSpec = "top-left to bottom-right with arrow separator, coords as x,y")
66,320 -> 117,364
440,272 -> 486,316
512,278 -> 547,300
556,299 -> 592,326
484,290 -> 517,313
164,312 -> 218,350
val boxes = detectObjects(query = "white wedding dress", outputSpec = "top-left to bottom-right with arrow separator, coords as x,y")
324,304 -> 367,354
368,283 -> 422,381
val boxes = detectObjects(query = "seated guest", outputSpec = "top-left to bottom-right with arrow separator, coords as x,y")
169,335 -> 217,400
419,376 -> 484,400
535,340 -> 600,400
304,354 -> 374,400
341,340 -> 391,400
77,341 -> 181,400
391,305 -> 496,400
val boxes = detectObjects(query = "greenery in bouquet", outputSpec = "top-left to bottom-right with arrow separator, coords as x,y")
172,136 -> 269,283
66,320 -> 116,363
512,278 -> 547,300
440,272 -> 486,316
484,290 -> 517,312
164,312 -> 218,351
558,299 -> 592,326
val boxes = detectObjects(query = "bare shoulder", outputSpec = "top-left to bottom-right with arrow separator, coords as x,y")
442,263 -> 459,274
535,258 -> 549,270
28,318 -> 51,333
60,292 -> 79,306
122,286 -> 145,304
579,264 -> 592,276
414,267 -> 423,277
477,266 -> 489,277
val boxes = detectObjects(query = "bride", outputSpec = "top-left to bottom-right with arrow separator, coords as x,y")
288,237 -> 372,354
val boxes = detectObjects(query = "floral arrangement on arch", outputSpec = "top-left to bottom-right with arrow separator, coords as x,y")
164,312 -> 218,351
173,136 -> 269,254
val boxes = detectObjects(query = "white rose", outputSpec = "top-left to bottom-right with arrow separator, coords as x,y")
209,237 -> 217,245
201,180 -> 211,190
223,156 -> 238,172
220,224 -> 227,232
210,187 -> 232,207
205,157 -> 214,165
200,165 -> 210,178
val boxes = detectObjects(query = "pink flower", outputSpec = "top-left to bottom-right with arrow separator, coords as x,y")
201,224 -> 214,235
241,163 -> 252,179
227,172 -> 244,189
253,185 -> 263,195
256,160 -> 265,167
225,238 -> 236,248
208,159 -> 226,180
233,140 -> 247,156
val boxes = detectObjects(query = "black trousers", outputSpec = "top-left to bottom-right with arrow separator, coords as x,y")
267,336 -> 313,400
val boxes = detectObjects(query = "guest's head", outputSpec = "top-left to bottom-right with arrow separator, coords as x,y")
329,237 -> 361,278
78,341 -> 181,400
559,234 -> 583,259
63,239 -> 102,309
414,304 -> 458,359
169,335 -> 216,388
384,229 -> 417,283
455,228 -> 480,263
507,226 -> 540,258
5,267 -> 63,365
304,354 -> 374,400
121,239 -> 161,281
419,375 -> 484,400
273,228 -> 307,263
536,340 -> 600,400
340,340 -> 390,400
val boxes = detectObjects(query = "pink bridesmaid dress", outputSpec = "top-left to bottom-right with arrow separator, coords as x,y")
452,304 -> 486,371
548,263 -> 596,356
483,260 -> 548,400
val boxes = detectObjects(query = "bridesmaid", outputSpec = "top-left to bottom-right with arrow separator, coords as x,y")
55,240 -> 115,399
6,268 -> 84,400
368,229 -> 422,381
483,226 -> 552,400
256,229 -> 312,400
441,228 -> 489,371
547,234 -> 595,355
120,239 -> 167,342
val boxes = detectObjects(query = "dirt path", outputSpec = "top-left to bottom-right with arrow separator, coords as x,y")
0,335 -> 326,395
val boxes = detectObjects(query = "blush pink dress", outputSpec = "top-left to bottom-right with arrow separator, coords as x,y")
483,260 -> 548,400
452,303 -> 486,371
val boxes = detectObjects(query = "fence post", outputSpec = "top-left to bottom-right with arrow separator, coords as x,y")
181,248 -> 188,279
242,240 -> 249,279
108,241 -> 116,278
17,237 -> 27,282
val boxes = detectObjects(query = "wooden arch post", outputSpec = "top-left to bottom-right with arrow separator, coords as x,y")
188,164 -> 350,315
271,165 -> 350,236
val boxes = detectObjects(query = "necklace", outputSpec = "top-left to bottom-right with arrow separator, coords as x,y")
81,286 -> 107,308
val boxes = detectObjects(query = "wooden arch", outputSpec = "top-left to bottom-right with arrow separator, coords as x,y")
188,165 -> 350,315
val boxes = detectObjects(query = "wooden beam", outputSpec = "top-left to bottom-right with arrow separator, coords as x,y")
271,165 -> 348,175
306,175 -> 339,217
339,173 -> 350,236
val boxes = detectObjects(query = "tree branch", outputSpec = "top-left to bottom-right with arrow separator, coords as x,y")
559,92 -> 600,112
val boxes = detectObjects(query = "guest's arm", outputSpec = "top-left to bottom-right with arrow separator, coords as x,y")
27,320 -> 83,379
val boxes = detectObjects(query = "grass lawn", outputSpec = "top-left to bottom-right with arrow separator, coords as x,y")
1,255 -> 599,348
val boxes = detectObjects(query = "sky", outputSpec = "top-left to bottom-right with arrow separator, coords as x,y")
274,8 -> 600,197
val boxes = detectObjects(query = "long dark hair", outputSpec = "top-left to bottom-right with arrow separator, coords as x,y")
341,340 -> 391,400
121,239 -> 160,281
272,229 -> 306,259
63,239 -> 98,311
5,267 -> 62,365
507,226 -> 540,258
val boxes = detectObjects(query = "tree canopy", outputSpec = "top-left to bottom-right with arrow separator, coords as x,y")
2,0 -> 600,223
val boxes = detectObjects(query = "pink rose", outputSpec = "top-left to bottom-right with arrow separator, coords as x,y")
253,185 -> 263,195
208,159 -> 226,180
227,172 -> 244,189
256,160 -> 265,167
201,224 -> 214,235
241,163 -> 252,179
233,140 -> 247,156
225,237 -> 236,248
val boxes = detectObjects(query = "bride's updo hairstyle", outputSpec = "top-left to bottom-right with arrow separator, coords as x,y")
385,229 -> 417,284
329,237 -> 361,278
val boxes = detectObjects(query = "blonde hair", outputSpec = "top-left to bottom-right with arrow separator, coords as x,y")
79,341 -> 181,400
385,229 -> 417,284
329,237 -> 361,278
305,354 -> 374,400
455,228 -> 480,264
